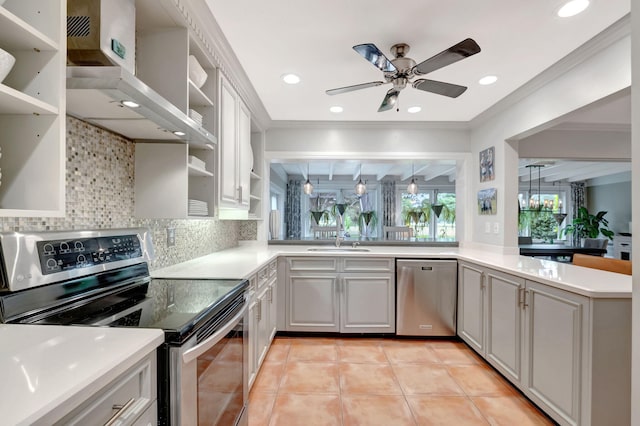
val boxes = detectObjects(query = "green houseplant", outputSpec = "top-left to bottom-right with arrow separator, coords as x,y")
563,207 -> 614,241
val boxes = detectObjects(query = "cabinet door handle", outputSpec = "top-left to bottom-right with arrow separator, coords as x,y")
480,273 -> 485,290
518,287 -> 524,307
268,287 -> 273,302
105,398 -> 136,426
237,186 -> 243,201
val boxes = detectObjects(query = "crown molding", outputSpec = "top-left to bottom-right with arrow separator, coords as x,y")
470,14 -> 631,128
551,122 -> 630,132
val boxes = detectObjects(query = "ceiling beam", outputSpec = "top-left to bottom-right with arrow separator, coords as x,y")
328,163 -> 334,181
353,164 -> 362,181
376,164 -> 394,181
422,165 -> 456,182
519,162 -> 592,181
401,164 -> 429,181
567,163 -> 631,182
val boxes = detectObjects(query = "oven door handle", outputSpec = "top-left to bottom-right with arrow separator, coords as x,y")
182,303 -> 247,365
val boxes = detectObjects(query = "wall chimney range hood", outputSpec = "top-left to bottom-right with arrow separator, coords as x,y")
66,0 -> 216,146
66,66 -> 216,146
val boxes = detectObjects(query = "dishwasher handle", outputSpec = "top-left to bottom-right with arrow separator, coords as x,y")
421,266 -> 433,271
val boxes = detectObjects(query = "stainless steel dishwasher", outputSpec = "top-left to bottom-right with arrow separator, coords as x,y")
396,259 -> 458,336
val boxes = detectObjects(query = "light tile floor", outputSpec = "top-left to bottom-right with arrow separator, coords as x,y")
248,337 -> 555,426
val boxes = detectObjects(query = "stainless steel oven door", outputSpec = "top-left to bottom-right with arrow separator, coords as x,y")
170,302 -> 247,426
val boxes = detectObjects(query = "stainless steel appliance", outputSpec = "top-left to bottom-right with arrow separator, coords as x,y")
0,228 -> 248,426
396,259 -> 457,336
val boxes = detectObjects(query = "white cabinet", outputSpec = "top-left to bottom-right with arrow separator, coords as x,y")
218,73 -> 251,219
56,351 -> 157,425
457,260 -> 631,426
285,257 -> 395,333
134,142 -> 215,218
0,0 -> 65,216
457,261 -> 485,354
485,269 -> 525,384
522,280 -> 586,426
247,260 -> 278,390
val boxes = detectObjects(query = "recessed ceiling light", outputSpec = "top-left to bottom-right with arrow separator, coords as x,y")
173,131 -> 186,136
330,106 -> 343,113
557,0 -> 590,17
407,106 -> 421,113
479,75 -> 498,85
121,100 -> 139,108
281,73 -> 301,84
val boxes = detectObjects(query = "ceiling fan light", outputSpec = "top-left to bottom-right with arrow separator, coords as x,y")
303,179 -> 314,195
407,178 -> 419,194
557,0 -> 589,17
478,75 -> 498,85
355,179 -> 367,195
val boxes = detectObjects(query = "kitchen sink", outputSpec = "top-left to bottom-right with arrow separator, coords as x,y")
307,247 -> 370,252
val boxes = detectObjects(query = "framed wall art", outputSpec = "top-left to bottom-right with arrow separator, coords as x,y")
479,146 -> 495,182
478,188 -> 497,215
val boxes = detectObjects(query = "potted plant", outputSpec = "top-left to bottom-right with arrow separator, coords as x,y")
563,207 -> 614,243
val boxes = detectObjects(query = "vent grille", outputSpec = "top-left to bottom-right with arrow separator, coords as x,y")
67,16 -> 90,37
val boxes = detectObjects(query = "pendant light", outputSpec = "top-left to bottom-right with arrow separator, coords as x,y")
303,163 -> 314,195
355,163 -> 367,195
432,189 -> 444,218
407,163 -> 418,194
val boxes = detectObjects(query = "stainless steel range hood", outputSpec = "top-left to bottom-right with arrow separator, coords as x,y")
66,66 -> 216,146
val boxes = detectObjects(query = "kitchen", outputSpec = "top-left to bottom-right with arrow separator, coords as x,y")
0,0 -> 636,425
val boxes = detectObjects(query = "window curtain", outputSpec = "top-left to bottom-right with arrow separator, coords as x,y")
381,180 -> 396,226
570,182 -> 586,246
285,179 -> 302,239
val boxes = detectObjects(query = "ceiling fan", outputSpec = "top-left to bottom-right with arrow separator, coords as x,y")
326,39 -> 481,112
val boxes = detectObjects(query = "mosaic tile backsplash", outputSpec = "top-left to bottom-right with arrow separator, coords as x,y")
0,116 -> 253,270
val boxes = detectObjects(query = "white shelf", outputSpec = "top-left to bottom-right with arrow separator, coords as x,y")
0,7 -> 58,51
188,79 -> 214,107
188,163 -> 213,177
0,84 -> 58,115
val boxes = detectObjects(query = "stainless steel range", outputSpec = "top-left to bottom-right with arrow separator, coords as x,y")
0,228 -> 248,426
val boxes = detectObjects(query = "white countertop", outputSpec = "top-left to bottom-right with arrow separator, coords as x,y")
152,242 -> 632,298
0,324 -> 164,426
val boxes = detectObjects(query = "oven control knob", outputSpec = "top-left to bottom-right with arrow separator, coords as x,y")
46,259 -> 58,270
43,243 -> 55,255
77,254 -> 86,264
59,242 -> 70,253
98,252 -> 105,261
74,241 -> 85,252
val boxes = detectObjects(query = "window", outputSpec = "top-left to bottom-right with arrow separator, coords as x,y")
302,186 -> 378,238
398,189 -> 455,240
518,190 -> 567,242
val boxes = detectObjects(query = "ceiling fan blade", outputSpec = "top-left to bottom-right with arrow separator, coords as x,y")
378,89 -> 400,112
326,81 -> 386,96
353,44 -> 398,73
412,38 -> 481,76
413,79 -> 467,98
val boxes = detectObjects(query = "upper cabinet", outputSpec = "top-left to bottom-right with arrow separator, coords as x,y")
218,73 -> 251,219
0,0 -> 66,216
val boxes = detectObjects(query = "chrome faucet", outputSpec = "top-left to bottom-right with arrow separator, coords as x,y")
352,242 -> 360,249
335,235 -> 343,248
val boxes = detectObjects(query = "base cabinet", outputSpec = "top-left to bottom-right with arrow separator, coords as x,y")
457,260 -> 631,426
285,257 -> 395,333
247,260 -> 278,390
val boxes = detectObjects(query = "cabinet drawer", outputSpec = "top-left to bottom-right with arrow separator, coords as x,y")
288,257 -> 338,271
57,353 -> 156,426
257,265 -> 270,289
343,257 -> 393,273
268,260 -> 277,278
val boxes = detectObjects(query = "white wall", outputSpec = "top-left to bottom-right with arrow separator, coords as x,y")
468,21 -> 630,249
519,127 -> 631,159
587,181 -> 632,234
